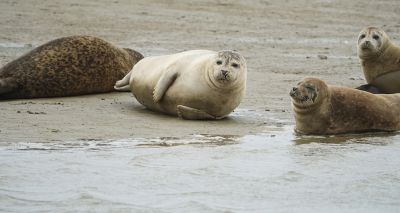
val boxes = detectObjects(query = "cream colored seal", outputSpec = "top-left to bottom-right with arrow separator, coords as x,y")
290,77 -> 400,135
115,50 -> 247,120
357,27 -> 400,93
0,35 -> 143,99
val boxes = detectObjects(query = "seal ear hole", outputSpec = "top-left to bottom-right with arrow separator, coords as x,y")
231,63 -> 239,68
372,35 -> 380,40
216,60 -> 222,65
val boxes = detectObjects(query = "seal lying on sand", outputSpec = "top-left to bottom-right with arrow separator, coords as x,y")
290,77 -> 400,135
115,50 -> 247,120
0,35 -> 143,99
356,27 -> 400,94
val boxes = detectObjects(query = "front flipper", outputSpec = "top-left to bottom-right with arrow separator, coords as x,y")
355,84 -> 382,94
177,105 -> 222,120
0,77 -> 18,95
153,70 -> 178,102
114,70 -> 132,92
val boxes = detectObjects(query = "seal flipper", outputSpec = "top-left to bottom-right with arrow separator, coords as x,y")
153,70 -> 178,102
0,77 -> 18,95
355,84 -> 382,94
114,70 -> 132,92
177,105 -> 220,120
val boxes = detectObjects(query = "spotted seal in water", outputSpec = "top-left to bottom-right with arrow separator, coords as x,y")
290,77 -> 400,135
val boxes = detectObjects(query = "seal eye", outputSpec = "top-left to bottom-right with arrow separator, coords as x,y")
359,34 -> 366,40
231,63 -> 239,68
216,60 -> 222,65
305,86 -> 315,91
372,35 -> 380,40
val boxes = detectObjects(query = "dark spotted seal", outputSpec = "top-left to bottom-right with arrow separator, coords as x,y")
0,35 -> 143,99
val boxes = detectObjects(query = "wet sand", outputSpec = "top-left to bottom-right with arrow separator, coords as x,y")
1,0 -> 400,142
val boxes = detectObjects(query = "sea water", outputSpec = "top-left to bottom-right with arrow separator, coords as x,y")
1,126 -> 400,212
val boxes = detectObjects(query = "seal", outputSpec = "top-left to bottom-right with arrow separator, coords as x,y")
0,35 -> 143,99
356,27 -> 400,94
290,77 -> 400,135
114,50 -> 247,120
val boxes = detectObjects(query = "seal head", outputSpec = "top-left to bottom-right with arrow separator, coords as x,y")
357,27 -> 390,59
207,50 -> 247,90
290,77 -> 328,110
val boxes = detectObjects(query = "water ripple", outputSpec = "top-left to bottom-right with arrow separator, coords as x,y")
1,127 -> 400,212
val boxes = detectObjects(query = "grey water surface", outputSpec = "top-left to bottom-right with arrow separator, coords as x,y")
1,126 -> 400,213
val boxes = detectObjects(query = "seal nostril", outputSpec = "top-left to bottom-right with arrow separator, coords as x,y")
221,70 -> 228,76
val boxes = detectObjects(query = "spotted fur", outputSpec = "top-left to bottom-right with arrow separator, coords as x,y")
0,36 -> 143,99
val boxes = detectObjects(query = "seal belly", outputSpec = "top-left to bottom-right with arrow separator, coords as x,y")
162,81 -> 239,117
371,71 -> 400,93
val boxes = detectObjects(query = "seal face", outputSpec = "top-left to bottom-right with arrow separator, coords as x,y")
356,27 -> 400,94
357,27 -> 388,59
0,36 -> 143,99
115,50 -> 247,120
290,80 -> 321,108
290,77 -> 400,135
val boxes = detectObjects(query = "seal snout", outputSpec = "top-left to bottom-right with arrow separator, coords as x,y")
361,40 -> 372,50
217,69 -> 231,81
289,87 -> 298,97
221,70 -> 228,77
359,36 -> 380,52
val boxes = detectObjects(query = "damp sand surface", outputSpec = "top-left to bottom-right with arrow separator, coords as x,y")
1,0 -> 400,212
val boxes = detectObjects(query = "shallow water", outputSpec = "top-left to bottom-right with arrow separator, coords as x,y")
0,43 -> 33,48
1,126 -> 400,213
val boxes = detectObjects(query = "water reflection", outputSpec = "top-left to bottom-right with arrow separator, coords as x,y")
293,131 -> 398,145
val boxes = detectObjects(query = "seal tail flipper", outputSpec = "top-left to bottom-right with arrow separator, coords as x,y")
114,70 -> 132,92
0,77 -> 18,95
177,105 -> 218,120
123,48 -> 144,62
